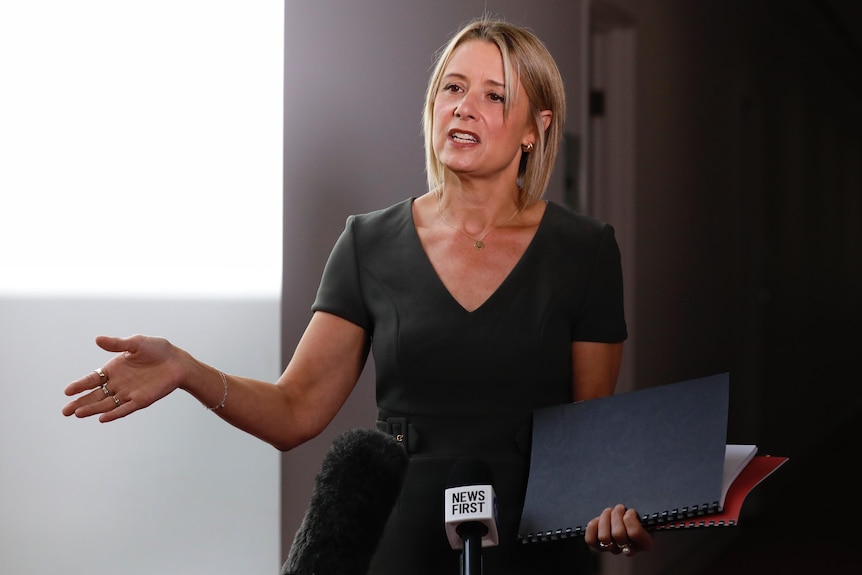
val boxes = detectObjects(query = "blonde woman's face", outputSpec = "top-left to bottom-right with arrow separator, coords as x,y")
432,40 -> 535,184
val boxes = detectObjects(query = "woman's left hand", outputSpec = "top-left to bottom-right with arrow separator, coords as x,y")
584,504 -> 653,557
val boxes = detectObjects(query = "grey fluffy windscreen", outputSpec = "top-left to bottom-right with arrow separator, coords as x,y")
281,427 -> 409,575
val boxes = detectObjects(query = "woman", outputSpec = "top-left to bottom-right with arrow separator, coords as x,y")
63,17 -> 652,574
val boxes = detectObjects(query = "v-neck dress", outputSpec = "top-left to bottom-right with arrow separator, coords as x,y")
312,198 -> 627,575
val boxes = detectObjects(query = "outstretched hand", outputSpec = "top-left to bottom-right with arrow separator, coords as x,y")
584,504 -> 653,557
62,335 -> 187,423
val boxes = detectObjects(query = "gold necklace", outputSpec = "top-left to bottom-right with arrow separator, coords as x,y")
436,199 -> 520,250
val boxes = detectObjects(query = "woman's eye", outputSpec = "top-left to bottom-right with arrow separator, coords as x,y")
489,92 -> 505,103
443,83 -> 462,94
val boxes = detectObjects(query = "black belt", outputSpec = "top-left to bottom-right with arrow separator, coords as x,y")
376,412 -> 532,457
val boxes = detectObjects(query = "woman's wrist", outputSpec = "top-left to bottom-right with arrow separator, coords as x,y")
177,352 -> 226,411
205,370 -> 228,411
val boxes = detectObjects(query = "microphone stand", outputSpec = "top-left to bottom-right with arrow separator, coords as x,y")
457,522 -> 487,575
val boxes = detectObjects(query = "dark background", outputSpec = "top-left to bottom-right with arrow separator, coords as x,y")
620,0 -> 862,571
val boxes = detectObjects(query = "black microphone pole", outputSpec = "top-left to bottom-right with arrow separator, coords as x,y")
458,520 -> 487,575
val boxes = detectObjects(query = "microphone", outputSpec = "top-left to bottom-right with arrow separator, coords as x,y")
281,427 -> 408,575
444,458 -> 499,575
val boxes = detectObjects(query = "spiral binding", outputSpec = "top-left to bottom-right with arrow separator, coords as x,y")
518,500 -> 721,543
656,518 -> 734,530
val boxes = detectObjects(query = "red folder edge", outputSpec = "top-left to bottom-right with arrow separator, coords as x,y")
655,455 -> 789,530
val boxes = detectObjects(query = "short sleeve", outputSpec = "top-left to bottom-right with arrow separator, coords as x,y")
571,223 -> 627,343
311,215 -> 372,330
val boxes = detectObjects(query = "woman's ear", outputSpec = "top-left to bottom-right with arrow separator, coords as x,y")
539,110 -> 553,132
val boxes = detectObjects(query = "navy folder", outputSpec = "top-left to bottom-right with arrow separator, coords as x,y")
518,373 -> 730,543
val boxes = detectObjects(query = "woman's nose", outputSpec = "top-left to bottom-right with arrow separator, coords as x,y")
454,92 -> 477,119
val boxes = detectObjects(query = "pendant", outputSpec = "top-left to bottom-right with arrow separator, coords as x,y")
474,241 -> 485,250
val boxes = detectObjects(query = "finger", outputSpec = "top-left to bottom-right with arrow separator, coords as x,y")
69,387 -> 119,418
623,508 -> 653,553
594,507 -> 620,553
610,504 -> 629,544
64,392 -> 113,418
598,507 -> 613,544
609,507 -> 651,557
61,383 -> 107,416
99,397 -> 137,423
63,367 -> 107,397
95,334 -> 138,355
584,517 -> 599,547
62,364 -> 115,415
69,384 -> 140,420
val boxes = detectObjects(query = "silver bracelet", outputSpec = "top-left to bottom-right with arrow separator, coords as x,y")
206,370 -> 228,411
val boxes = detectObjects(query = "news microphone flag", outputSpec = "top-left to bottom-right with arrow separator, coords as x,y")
444,459 -> 500,550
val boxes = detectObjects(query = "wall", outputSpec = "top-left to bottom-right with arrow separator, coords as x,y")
0,297 -> 280,574
0,2 -> 283,573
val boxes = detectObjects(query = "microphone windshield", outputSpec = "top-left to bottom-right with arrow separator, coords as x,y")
446,458 -> 493,488
282,427 -> 408,575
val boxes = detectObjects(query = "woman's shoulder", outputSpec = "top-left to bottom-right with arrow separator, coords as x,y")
542,200 -> 612,240
351,198 -> 413,225
342,198 -> 415,246
536,202 -> 622,283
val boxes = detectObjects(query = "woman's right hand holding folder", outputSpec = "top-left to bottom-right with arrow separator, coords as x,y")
584,504 -> 654,557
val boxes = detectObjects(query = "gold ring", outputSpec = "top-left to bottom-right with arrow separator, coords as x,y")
113,395 -> 120,406
101,383 -> 110,396
94,368 -> 108,384
598,540 -> 616,550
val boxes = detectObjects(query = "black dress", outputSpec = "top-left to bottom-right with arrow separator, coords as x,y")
312,198 -> 627,575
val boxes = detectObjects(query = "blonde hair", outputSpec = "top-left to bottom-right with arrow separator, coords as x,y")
422,17 -> 566,206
